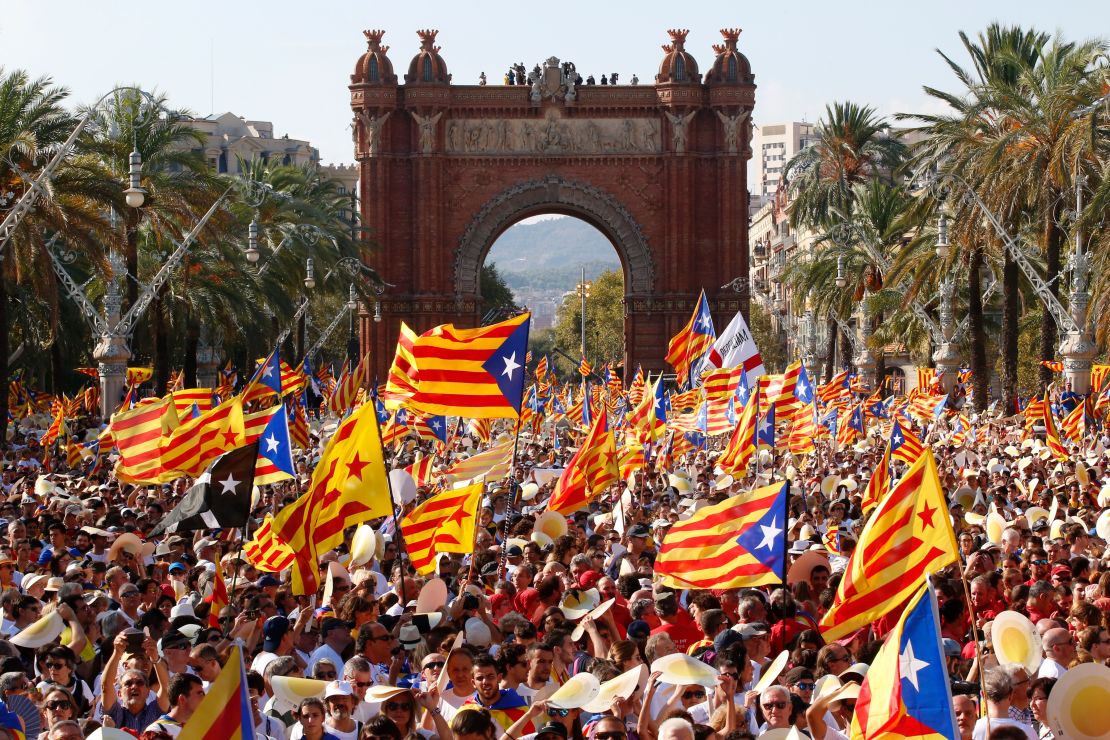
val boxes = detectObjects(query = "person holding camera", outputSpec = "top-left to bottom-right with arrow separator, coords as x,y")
95,631 -> 169,732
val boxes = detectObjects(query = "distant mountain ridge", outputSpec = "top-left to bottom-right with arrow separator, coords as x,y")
486,217 -> 621,291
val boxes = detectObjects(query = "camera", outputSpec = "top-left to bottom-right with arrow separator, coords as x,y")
463,593 -> 479,611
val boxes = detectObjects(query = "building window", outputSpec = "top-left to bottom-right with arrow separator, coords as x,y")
727,57 -> 737,82
675,56 -> 686,81
423,57 -> 433,82
369,57 -> 379,82
218,151 -> 227,174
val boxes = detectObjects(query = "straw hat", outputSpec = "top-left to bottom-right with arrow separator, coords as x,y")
547,672 -> 601,709
1095,509 -> 1110,543
582,664 -> 649,713
787,550 -> 830,586
991,611 -> 1042,675
1045,662 -> 1110,740
1024,506 -> 1049,526
650,653 -> 719,689
521,483 -> 540,501
416,578 -> 448,612
531,531 -> 554,549
820,475 -> 841,497
108,532 -> 144,563
365,685 -> 412,703
985,512 -> 1007,545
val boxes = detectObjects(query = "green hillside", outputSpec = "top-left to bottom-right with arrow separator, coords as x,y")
486,217 -> 621,291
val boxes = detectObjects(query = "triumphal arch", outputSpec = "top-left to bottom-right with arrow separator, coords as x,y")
350,28 -> 756,379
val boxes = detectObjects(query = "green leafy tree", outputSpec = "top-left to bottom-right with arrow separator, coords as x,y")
748,302 -> 786,373
480,262 -> 519,320
551,269 -> 624,377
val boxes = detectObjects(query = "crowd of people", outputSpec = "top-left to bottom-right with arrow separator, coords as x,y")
0,384 -> 1109,740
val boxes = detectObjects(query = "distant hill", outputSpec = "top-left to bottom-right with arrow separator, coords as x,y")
486,217 -> 622,291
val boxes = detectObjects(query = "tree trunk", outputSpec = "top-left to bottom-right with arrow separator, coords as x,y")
0,275 -> 8,444
1000,248 -> 1020,413
872,314 -> 885,387
968,246 -> 989,411
152,290 -> 170,396
50,340 -> 63,396
824,318 -> 837,382
1039,196 -> 1063,389
184,324 -> 199,389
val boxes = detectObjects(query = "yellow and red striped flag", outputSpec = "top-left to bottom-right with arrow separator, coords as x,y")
330,355 -> 367,415
618,442 -> 644,482
41,397 -> 68,446
407,454 -> 436,488
243,515 -> 297,573
786,402 -> 816,455
1041,393 -> 1070,461
717,387 -> 758,474
578,356 -> 592,377
467,417 -> 492,444
1040,360 -> 1064,373
289,398 -> 310,450
169,388 -> 215,416
273,401 -> 392,593
702,366 -> 742,399
547,414 -> 619,515
126,367 -> 153,387
382,322 -> 419,410
860,443 -> 891,514
111,397 -> 179,483
664,289 -> 715,388
1060,402 -> 1087,445
819,448 -> 958,641
889,418 -> 925,465
627,366 -> 646,407
656,481 -> 788,590
817,370 -> 851,402
157,397 -> 246,482
441,438 -> 515,485
401,481 -> 483,575
407,313 -> 531,419
208,566 -> 229,628
176,645 -> 254,740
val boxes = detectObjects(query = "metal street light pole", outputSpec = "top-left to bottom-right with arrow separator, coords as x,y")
576,267 -> 591,361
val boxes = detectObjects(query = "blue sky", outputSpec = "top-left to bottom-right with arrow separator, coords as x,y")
3,1 -> 1107,165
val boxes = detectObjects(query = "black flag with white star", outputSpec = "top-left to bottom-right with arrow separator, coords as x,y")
149,442 -> 259,535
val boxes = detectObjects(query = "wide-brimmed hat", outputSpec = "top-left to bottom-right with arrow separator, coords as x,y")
1045,662 -> 1110,740
535,511 -> 568,540
271,676 -> 327,706
753,650 -> 789,692
991,610 -> 1042,675
11,610 -> 65,648
560,588 -> 601,620
650,653 -> 719,689
547,671 -> 601,709
581,664 -> 649,713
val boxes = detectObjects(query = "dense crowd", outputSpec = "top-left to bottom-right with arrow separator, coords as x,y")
1,393 -> 1109,740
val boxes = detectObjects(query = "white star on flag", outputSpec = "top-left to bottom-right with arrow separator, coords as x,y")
432,420 -> 442,431
899,641 -> 929,691
219,474 -> 240,496
893,432 -> 903,445
502,351 -> 521,380
262,362 -> 275,378
264,434 -> 280,453
758,418 -> 772,435
756,515 -> 782,551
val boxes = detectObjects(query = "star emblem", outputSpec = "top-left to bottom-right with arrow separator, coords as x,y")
446,505 -> 471,527
264,434 -> 280,453
892,432 -> 904,446
899,640 -> 929,691
917,501 -> 937,530
219,473 -> 240,495
432,419 -> 443,432
221,430 -> 239,446
262,362 -> 275,378
502,351 -> 521,380
756,515 -> 782,551
696,313 -> 712,331
758,418 -> 772,435
347,453 -> 369,480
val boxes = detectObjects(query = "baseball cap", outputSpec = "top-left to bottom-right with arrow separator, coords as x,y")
536,722 -> 568,740
626,620 -> 651,640
628,524 -> 650,539
256,574 -> 280,588
1051,564 -> 1072,577
732,622 -> 769,639
263,616 -> 291,651
320,617 -> 347,636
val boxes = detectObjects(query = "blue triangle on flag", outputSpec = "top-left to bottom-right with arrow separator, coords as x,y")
481,316 -> 531,413
258,405 -> 295,476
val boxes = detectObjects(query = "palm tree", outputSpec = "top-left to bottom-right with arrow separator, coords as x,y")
0,68 -> 114,437
784,101 -> 907,230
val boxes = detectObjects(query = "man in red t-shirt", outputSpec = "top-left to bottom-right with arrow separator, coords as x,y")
649,591 -> 702,653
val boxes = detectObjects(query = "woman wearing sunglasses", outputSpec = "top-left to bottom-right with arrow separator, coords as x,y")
366,685 -> 453,740
499,700 -> 584,740
38,686 -> 80,734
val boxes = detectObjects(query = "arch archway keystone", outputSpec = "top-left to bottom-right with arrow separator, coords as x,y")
350,30 -> 756,380
454,176 -> 655,298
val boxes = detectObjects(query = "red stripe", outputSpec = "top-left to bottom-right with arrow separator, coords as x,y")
832,547 -> 947,617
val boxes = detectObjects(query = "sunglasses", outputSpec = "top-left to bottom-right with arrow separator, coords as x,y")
122,680 -> 147,688
316,671 -> 337,679
385,702 -> 411,711
683,690 -> 706,700
354,680 -> 373,688
423,661 -> 445,670
46,662 -> 68,670
547,707 -> 571,717
45,700 -> 72,711
795,682 -> 816,691
1031,559 -> 1049,566
762,701 -> 788,711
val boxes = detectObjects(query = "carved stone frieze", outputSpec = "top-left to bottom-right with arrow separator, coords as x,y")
444,114 -> 661,155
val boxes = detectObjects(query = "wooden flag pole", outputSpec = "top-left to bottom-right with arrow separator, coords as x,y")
373,390 -> 411,609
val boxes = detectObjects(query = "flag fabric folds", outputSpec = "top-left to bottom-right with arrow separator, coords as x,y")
819,449 -> 958,641
149,442 -> 260,535
177,645 -> 254,740
718,387 -> 758,475
243,515 -> 297,573
665,290 -> 716,387
253,405 -> 296,485
401,481 -> 484,575
890,419 -> 925,465
407,313 -> 531,418
850,584 -> 959,740
111,397 -> 179,483
547,414 -> 619,515
158,397 -> 246,482
1042,392 -> 1070,461
860,444 -> 891,514
383,322 -> 419,409
208,566 -> 229,628
656,481 -> 787,589
697,307 -> 765,381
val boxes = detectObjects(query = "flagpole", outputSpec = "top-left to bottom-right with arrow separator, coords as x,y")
373,392 -> 411,608
467,476 -> 488,583
956,570 -> 990,732
780,480 -> 791,587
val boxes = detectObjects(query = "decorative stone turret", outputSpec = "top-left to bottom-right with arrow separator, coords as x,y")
405,29 -> 451,85
705,28 -> 753,85
655,29 -> 700,84
351,29 -> 397,85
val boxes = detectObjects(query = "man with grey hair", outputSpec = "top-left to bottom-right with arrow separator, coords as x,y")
999,663 -> 1034,726
344,655 -> 376,721
759,684 -> 793,732
262,655 -> 298,729
657,717 -> 694,740
971,668 -> 1036,740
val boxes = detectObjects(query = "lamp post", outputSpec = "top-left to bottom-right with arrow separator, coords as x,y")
347,283 -> 360,367
575,267 -> 591,361
1060,172 -> 1096,394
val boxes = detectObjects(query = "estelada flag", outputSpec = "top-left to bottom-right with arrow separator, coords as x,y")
401,481 -> 483,575
177,645 -> 254,740
850,584 -> 959,740
665,289 -> 716,388
820,449 -> 958,641
547,413 -> 618,516
407,313 -> 531,419
656,481 -> 787,590
1042,392 -> 1070,461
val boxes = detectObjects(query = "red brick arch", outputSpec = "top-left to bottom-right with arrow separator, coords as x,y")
351,29 -> 756,380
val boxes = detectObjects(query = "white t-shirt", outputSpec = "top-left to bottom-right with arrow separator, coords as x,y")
972,717 -> 1036,740
1036,658 -> 1066,679
251,650 -> 280,675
